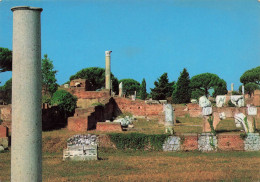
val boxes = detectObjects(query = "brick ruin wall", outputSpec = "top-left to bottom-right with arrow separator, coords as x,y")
114,97 -> 164,120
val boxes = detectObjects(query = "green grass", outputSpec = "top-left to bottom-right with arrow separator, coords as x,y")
0,149 -> 259,182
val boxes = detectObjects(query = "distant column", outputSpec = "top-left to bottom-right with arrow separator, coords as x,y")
11,6 -> 43,182
105,51 -> 112,90
231,83 -> 234,92
242,85 -> 245,95
119,82 -> 123,97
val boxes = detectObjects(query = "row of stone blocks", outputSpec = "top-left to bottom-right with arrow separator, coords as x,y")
163,133 -> 260,152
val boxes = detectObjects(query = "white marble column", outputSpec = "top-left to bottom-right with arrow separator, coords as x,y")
11,6 -> 43,182
105,50 -> 112,90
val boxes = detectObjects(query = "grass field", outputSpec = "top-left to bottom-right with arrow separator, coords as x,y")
1,149 -> 260,182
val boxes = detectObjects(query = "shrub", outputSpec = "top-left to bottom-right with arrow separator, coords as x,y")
51,90 -> 77,117
109,133 -> 169,151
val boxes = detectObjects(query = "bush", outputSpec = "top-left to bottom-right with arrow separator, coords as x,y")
109,133 -> 169,151
51,90 -> 77,116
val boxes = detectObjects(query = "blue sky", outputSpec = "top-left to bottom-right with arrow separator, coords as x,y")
1,0 -> 260,92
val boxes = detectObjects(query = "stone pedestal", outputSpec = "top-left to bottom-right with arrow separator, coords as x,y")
11,6 -> 43,182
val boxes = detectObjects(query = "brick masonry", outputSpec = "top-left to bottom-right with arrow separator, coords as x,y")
96,122 -> 122,132
0,125 -> 8,138
181,134 -> 198,151
217,134 -> 244,151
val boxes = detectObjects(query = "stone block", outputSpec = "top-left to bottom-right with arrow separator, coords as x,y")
163,136 -> 181,151
0,137 -> 8,149
216,95 -> 226,107
202,107 -> 212,116
247,106 -> 257,116
198,133 -> 217,152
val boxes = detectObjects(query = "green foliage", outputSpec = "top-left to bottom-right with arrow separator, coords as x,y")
0,78 -> 12,104
172,68 -> 191,103
240,66 -> 260,85
228,100 -> 236,107
253,118 -> 256,133
171,84 -> 178,103
140,78 -> 147,100
51,90 -> 77,116
190,73 -> 227,98
42,54 -> 58,97
0,47 -> 12,72
69,67 -> 119,94
240,133 -> 248,140
244,116 -> 249,133
191,89 -> 204,100
151,73 -> 174,100
109,133 -> 169,151
207,116 -> 216,135
244,83 -> 259,97
119,79 -> 140,96
91,102 -> 104,107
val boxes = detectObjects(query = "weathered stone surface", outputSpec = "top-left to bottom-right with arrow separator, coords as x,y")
113,116 -> 133,127
163,136 -> 180,151
219,112 -> 226,120
159,100 -> 167,104
63,134 -> 98,161
198,133 -> 217,152
199,96 -> 211,108
202,107 -> 212,116
105,51 -> 112,90
145,100 -> 160,104
247,106 -> 257,116
234,113 -> 254,133
119,82 -> 123,97
190,99 -> 197,103
0,137 -> 8,149
244,133 -> 260,151
216,95 -> 226,107
11,6 -> 43,182
231,95 -> 244,107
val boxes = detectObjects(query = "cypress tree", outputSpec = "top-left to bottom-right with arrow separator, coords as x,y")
140,78 -> 147,100
173,68 -> 191,103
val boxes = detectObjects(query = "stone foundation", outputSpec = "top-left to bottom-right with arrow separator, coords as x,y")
244,133 -> 260,151
198,133 -> 217,152
162,136 -> 180,151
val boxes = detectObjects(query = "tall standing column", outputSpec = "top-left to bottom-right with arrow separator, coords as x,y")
105,50 -> 112,91
11,6 -> 43,182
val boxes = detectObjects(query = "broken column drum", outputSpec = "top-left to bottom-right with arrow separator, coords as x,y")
11,6 -> 43,182
105,51 -> 112,90
164,104 -> 174,134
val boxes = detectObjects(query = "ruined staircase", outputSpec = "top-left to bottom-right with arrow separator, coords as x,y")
67,97 -> 113,132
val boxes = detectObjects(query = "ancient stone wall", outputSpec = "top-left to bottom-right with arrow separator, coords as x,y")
114,97 -> 164,120
217,134 -> 244,151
